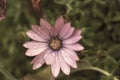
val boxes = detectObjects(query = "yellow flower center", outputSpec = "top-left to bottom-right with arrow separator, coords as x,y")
49,39 -> 62,50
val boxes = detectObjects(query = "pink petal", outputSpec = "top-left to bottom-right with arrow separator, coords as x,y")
54,16 -> 64,34
33,59 -> 45,70
31,24 -> 40,30
62,27 -> 75,39
58,52 -> 70,75
0,16 -> 5,21
63,48 -> 79,61
26,30 -> 46,42
40,18 -> 52,30
31,52 -> 45,70
61,49 -> 78,68
51,53 -> 60,77
31,25 -> 40,34
40,27 -> 51,40
55,16 -> 64,28
44,51 -> 55,65
25,46 -> 48,56
31,49 -> 49,64
23,41 -> 48,49
59,23 -> 71,39
63,43 -> 84,51
63,29 -> 82,44
31,54 -> 42,64
31,25 -> 50,40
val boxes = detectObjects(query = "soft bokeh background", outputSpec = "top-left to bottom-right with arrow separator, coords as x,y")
0,0 -> 120,80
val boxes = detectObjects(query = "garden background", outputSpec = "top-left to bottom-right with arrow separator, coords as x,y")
0,0 -> 120,80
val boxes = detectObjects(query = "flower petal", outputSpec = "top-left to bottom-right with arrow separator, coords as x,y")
62,27 -> 75,39
63,43 -> 84,51
26,30 -> 46,42
63,29 -> 82,44
54,16 -> 64,33
55,16 -> 64,28
31,54 -> 42,64
59,23 -> 71,39
0,16 -> 5,21
25,46 -> 48,56
51,16 -> 65,37
31,51 -> 45,70
23,41 -> 48,49
31,25 -> 50,40
33,59 -> 45,70
58,52 -> 70,75
51,53 -> 60,77
63,48 -> 79,61
44,51 -> 56,65
61,49 -> 78,68
31,49 -> 50,64
40,18 -> 52,30
31,24 -> 40,29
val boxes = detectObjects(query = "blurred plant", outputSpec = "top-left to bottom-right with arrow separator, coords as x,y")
31,0 -> 40,12
0,0 -> 6,21
0,0 -> 120,80
97,50 -> 107,59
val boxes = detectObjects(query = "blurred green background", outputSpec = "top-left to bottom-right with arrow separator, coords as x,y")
0,0 -> 120,80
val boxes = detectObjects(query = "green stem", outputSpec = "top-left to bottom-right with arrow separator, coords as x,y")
0,65 -> 17,80
57,66 -> 118,80
73,67 -> 118,80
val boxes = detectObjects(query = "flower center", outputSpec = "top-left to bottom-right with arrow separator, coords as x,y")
49,39 -> 62,50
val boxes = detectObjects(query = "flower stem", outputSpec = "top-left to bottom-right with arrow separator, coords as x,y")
57,66 -> 118,80
73,67 -> 119,80
0,65 -> 17,80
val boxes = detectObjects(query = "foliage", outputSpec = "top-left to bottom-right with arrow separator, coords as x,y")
0,0 -> 120,80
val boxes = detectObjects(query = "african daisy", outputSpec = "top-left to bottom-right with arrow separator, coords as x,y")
23,16 -> 84,77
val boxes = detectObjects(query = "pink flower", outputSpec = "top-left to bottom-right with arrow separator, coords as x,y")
23,16 -> 84,77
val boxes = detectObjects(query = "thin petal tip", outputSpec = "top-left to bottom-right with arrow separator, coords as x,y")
23,43 -> 27,48
33,67 -> 37,70
40,18 -> 45,22
26,30 -> 31,36
0,16 -> 5,21
25,50 -> 33,56
25,52 -> 30,56
73,65 -> 78,68
58,16 -> 64,19
52,73 -> 59,78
